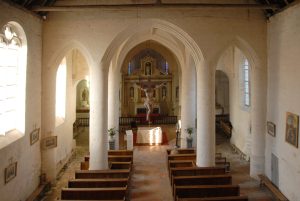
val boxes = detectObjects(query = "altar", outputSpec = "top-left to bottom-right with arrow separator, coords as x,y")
136,127 -> 162,145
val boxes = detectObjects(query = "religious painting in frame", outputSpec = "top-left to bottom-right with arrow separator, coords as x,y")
267,121 -> 276,137
5,162 -> 17,184
30,128 -> 40,145
42,136 -> 57,150
285,112 -> 299,148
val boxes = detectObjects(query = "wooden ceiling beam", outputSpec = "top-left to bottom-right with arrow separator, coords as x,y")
31,3 -> 280,12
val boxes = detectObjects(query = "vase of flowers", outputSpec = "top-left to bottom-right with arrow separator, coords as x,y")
108,127 -> 118,150
185,127 -> 193,148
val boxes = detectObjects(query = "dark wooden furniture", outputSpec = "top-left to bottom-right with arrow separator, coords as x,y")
258,174 -> 288,201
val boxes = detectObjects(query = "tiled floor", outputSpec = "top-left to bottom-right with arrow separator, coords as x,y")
42,127 -> 275,201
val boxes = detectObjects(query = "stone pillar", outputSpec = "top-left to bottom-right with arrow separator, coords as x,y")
180,55 -> 196,148
250,67 -> 266,177
196,62 -> 215,167
41,66 -> 57,182
89,63 -> 109,170
108,62 -> 120,149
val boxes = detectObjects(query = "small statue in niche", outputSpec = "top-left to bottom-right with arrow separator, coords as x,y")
81,88 -> 89,107
145,62 -> 152,76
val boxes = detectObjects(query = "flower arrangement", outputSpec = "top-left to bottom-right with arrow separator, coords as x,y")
108,127 -> 118,138
185,127 -> 193,138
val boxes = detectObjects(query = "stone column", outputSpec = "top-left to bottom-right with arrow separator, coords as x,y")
196,62 -> 215,167
108,63 -> 120,149
180,55 -> 196,148
89,63 -> 109,170
41,66 -> 57,182
250,67 -> 266,177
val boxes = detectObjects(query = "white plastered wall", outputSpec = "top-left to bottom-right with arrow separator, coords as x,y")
266,3 -> 300,200
0,2 -> 42,201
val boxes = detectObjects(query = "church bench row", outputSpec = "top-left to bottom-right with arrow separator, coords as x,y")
68,178 -> 129,188
59,200 -> 125,201
176,195 -> 248,201
172,174 -> 232,196
107,150 -> 133,156
61,187 -> 127,200
169,167 -> 226,185
75,169 -> 130,179
168,158 -> 230,173
81,161 -> 132,171
166,148 -> 222,159
174,185 -> 240,200
84,155 -> 133,163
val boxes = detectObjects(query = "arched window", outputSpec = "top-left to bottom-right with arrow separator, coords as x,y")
0,23 -> 26,136
55,57 -> 67,126
242,59 -> 250,107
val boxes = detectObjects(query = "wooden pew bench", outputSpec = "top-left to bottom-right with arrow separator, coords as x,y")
174,185 -> 240,200
84,155 -> 133,163
68,178 -> 129,188
172,174 -> 232,196
58,200 -> 125,201
170,167 -> 226,185
61,187 -> 127,200
167,148 -> 195,155
168,160 -> 195,173
168,154 -> 196,161
108,150 -> 133,156
81,161 -> 132,171
258,174 -> 288,201
75,169 -> 130,179
176,195 -> 248,201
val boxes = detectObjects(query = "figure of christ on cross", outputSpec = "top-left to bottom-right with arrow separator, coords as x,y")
135,82 -> 166,123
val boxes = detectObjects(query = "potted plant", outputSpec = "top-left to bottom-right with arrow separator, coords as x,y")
185,127 -> 193,148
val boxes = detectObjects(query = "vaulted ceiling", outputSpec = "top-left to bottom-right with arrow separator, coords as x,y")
3,0 -> 296,18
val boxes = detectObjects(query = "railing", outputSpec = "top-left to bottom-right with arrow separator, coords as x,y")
119,116 -> 177,126
75,117 -> 89,127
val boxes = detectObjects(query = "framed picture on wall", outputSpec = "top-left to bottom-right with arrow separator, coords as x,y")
267,121 -> 276,137
30,128 -> 40,145
285,112 -> 299,148
5,162 -> 17,184
42,136 -> 57,150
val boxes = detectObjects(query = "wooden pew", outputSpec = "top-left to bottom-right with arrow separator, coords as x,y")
168,154 -> 196,161
68,178 -> 128,188
167,148 -> 195,155
172,175 -> 232,195
258,174 -> 288,201
110,162 -> 132,170
61,187 -> 127,200
108,150 -> 133,156
81,161 -> 132,171
84,155 -> 133,164
170,167 -> 226,185
174,185 -> 240,200
176,195 -> 248,201
75,169 -> 130,179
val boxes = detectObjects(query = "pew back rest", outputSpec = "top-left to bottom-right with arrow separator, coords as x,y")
75,170 -> 130,179
61,187 -> 127,200
68,178 -> 129,188
175,185 -> 240,199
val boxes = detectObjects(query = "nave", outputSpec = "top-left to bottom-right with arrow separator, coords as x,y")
41,129 -> 274,201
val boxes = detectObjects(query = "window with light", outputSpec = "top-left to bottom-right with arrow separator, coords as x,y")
0,24 -> 26,136
243,59 -> 250,107
55,57 -> 67,126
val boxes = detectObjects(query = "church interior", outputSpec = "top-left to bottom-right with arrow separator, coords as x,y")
0,0 -> 300,200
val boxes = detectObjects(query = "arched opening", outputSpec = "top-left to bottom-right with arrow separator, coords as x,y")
118,40 -> 181,147
215,70 -> 230,145
215,43 -> 259,176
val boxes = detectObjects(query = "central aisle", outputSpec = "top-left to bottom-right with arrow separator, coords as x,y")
130,145 -> 173,201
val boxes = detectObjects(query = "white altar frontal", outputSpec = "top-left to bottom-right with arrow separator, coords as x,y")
136,127 -> 162,145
